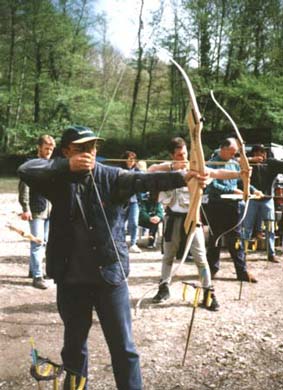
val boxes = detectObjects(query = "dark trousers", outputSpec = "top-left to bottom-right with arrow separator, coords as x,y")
139,221 -> 159,238
57,280 -> 142,390
205,200 -> 247,277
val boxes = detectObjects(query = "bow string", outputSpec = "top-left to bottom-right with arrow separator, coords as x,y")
210,90 -> 251,245
134,53 -> 206,313
165,56 -> 206,280
210,90 -> 250,201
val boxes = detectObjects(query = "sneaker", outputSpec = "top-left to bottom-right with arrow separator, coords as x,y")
33,277 -> 48,290
152,283 -> 170,303
129,244 -> 142,253
202,288 -> 220,311
268,255 -> 280,263
237,271 -> 258,283
147,236 -> 156,249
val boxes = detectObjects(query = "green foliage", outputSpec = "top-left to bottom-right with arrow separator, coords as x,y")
6,124 -> 58,155
206,75 -> 283,144
0,0 -> 282,162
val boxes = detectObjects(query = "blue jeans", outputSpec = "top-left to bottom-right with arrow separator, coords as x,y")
29,218 -> 49,278
57,280 -> 142,390
242,199 -> 275,256
127,202 -> 140,246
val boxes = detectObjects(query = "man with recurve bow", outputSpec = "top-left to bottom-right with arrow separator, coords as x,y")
205,138 -> 262,282
148,136 -> 251,309
242,144 -> 283,263
18,125 -> 212,390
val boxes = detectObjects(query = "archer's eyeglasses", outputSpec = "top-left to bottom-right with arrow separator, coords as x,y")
77,142 -> 97,153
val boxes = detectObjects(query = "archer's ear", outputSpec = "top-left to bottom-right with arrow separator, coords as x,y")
62,147 -> 69,157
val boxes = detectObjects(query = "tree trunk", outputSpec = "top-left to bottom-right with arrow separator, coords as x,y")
215,0 -> 226,82
169,8 -> 180,130
141,55 -> 156,144
15,55 -> 27,127
129,0 -> 144,138
2,3 -> 16,152
34,44 -> 42,123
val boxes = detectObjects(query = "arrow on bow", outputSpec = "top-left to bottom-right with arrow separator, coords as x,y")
210,90 -> 251,245
135,54 -> 206,314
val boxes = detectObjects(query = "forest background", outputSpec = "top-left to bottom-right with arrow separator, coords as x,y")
1,0 -> 283,172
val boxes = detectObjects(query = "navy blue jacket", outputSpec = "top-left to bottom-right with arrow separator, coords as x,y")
250,158 -> 283,195
18,158 -> 187,285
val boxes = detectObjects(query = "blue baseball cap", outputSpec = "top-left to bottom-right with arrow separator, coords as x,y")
61,125 -> 104,148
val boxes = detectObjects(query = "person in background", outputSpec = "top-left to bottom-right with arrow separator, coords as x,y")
120,150 -> 142,253
242,144 -> 283,262
139,191 -> 164,249
18,134 -> 56,289
147,137 -> 249,310
136,160 -> 149,203
205,138 -> 262,282
17,125 -> 209,389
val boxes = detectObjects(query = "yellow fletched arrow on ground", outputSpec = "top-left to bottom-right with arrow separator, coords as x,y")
6,223 -> 43,244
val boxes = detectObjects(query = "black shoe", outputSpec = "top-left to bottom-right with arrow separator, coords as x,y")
202,288 -> 220,311
185,254 -> 193,263
268,255 -> 280,263
33,277 -> 48,290
237,271 -> 258,283
152,283 -> 170,303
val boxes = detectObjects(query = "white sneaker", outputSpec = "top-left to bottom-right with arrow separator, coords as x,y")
129,244 -> 142,253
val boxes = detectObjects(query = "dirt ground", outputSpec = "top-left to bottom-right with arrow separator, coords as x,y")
1,192 -> 283,390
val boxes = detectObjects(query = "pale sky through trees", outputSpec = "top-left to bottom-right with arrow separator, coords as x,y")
96,0 -> 175,56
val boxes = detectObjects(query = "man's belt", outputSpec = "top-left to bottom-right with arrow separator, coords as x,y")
164,208 -> 201,242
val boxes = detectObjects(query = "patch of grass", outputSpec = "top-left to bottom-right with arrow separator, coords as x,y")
0,176 -> 18,193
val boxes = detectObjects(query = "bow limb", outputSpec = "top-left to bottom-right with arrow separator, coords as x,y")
166,58 -> 206,279
168,58 -> 205,230
210,90 -> 250,245
135,57 -> 205,313
210,90 -> 250,201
